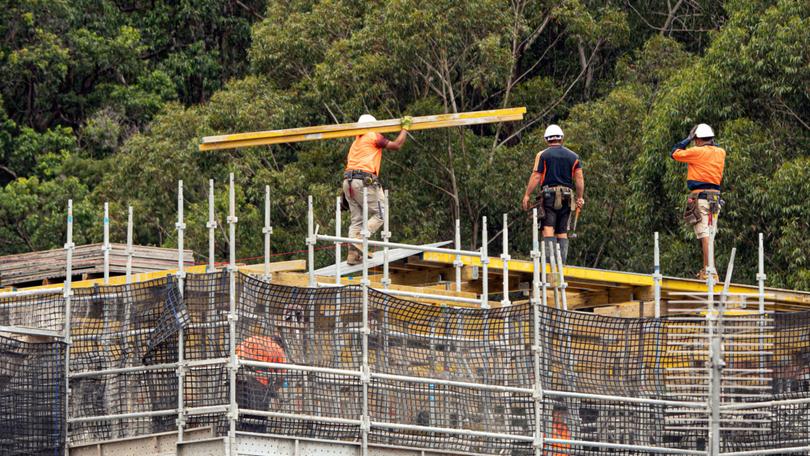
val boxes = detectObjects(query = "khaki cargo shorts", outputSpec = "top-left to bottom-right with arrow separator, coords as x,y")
694,199 -> 719,240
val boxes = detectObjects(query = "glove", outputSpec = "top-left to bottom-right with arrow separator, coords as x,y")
401,116 -> 413,131
687,125 -> 698,141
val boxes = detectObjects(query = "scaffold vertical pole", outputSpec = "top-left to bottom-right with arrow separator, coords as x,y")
307,195 -> 315,287
207,179 -> 217,272
360,187 -> 371,456
454,218 -> 462,292
653,232 -> 662,318
102,202 -> 110,285
549,241 -> 560,309
706,219 -> 719,455
63,200 -> 74,456
382,190 -> 391,290
126,206 -> 133,284
227,173 -> 239,446
263,185 -> 272,282
757,233 -> 766,372
501,213 -> 510,307
531,208 -> 545,456
176,180 -> 187,441
480,216 -> 489,309
335,197 -> 342,285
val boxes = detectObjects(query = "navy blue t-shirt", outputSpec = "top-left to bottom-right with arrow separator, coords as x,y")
533,146 -> 581,188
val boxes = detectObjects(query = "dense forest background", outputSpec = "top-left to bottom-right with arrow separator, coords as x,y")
0,0 -> 807,288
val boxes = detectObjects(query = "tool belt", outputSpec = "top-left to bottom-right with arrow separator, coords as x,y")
683,192 -> 723,225
344,170 -> 380,187
542,185 -> 575,210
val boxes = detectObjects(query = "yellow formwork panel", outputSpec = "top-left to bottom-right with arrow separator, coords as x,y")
199,107 -> 527,151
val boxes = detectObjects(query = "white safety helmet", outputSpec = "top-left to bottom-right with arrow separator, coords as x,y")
357,114 -> 377,123
543,124 -> 564,141
695,123 -> 715,139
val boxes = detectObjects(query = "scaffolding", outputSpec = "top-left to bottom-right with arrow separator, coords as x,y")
0,176 -> 809,456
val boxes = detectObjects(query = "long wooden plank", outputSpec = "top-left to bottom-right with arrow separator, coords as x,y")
199,107 -> 527,151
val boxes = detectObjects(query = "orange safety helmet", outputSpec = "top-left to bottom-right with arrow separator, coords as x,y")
236,335 -> 288,385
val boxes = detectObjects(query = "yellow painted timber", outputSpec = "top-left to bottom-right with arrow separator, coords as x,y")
239,260 -> 306,275
420,251 -> 810,307
199,107 -> 527,151
22,265 -> 208,291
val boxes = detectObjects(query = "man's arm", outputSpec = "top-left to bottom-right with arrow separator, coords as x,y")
671,125 -> 698,159
574,168 -> 585,209
383,130 -> 408,151
522,172 -> 543,211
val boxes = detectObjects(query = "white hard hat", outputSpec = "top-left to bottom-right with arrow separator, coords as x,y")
357,114 -> 377,123
695,123 -> 715,139
543,124 -> 564,140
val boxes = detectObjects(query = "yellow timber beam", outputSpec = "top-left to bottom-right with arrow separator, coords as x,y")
420,251 -> 810,307
199,107 -> 527,151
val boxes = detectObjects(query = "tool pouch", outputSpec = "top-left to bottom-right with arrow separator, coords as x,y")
683,197 -> 701,225
553,188 -> 563,210
707,193 -> 721,214
340,192 -> 350,211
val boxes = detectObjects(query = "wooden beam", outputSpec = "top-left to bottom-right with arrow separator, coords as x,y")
239,260 -> 306,275
199,107 -> 526,151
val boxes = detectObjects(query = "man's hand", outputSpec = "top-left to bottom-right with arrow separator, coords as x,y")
576,197 -> 585,210
401,116 -> 413,131
522,194 -> 531,211
687,125 -> 698,141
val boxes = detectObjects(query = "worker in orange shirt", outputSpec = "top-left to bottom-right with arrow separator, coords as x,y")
235,335 -> 288,433
546,405 -> 571,455
343,114 -> 412,265
671,123 -> 726,281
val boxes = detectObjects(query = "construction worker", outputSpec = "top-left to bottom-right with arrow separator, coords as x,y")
522,124 -> 585,264
343,114 -> 412,265
546,405 -> 571,455
235,335 -> 288,433
671,123 -> 726,281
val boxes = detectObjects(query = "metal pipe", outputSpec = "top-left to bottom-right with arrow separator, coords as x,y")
530,207 -> 545,456
480,216 -> 489,309
176,180 -> 187,441
757,233 -> 766,374
240,360 -> 361,378
67,409 -> 177,424
719,446 -> 810,456
501,213 -> 510,306
0,325 -> 63,338
316,235 -> 480,257
360,187 -> 370,456
207,179 -> 217,272
0,288 -> 64,299
102,202 -> 110,284
454,218 -> 462,292
126,206 -> 133,284
227,172 -> 238,443
307,195 -> 315,287
63,199 -> 74,456
371,372 -> 533,394
242,409 -> 361,427
263,185 -> 272,281
382,190 -> 391,290
369,420 -> 534,442
335,196 -> 342,285
654,231 -> 662,318
556,244 -> 568,311
543,438 -> 705,455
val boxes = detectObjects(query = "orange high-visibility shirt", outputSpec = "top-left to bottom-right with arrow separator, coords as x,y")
545,420 -> 571,455
671,145 -> 726,191
235,336 -> 287,385
346,132 -> 389,175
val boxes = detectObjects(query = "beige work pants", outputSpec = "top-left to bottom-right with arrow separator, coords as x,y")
342,179 -> 385,250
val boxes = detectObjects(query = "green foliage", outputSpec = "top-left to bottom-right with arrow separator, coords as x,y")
1,0 -> 808,291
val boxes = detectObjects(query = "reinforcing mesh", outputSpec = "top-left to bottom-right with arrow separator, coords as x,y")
1,270 -> 809,455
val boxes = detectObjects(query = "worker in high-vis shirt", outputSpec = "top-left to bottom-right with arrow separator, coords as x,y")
343,114 -> 412,265
522,124 -> 585,264
236,335 -> 288,432
671,123 -> 726,281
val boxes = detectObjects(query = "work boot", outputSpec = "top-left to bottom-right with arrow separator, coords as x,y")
346,246 -> 361,265
696,268 -> 719,282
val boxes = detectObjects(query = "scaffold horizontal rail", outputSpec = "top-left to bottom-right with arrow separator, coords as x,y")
199,107 -> 527,151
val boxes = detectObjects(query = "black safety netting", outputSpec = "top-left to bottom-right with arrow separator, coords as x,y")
0,290 -> 64,332
0,335 -> 66,456
67,276 -> 187,445
2,269 -> 810,455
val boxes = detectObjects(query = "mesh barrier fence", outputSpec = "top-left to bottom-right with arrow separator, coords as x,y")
0,335 -> 66,456
67,277 -> 187,445
1,270 -> 809,455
